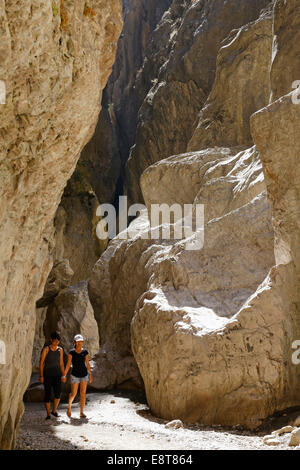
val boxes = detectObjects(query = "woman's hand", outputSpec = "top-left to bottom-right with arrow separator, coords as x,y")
61,376 -> 66,383
40,376 -> 44,384
89,374 -> 93,384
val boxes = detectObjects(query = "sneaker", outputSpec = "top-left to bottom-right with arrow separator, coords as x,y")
51,411 -> 60,418
45,415 -> 51,420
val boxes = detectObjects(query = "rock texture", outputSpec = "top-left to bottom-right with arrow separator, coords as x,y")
44,280 -> 99,357
32,259 -> 74,369
270,0 -> 300,102
52,169 -> 104,285
36,259 -> 74,309
33,275 -> 100,371
89,0 -> 300,429
130,0 -> 300,427
0,0 -> 122,449
79,0 -> 172,207
32,171 -> 105,371
89,143 -> 275,419
188,5 -> 273,151
124,0 -> 271,204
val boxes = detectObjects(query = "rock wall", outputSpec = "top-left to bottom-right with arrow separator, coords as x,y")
88,0 -> 279,427
251,0 -> 300,406
32,259 -> 74,369
188,5 -> 272,151
124,0 -> 271,204
79,0 -> 172,208
89,0 -> 300,428
53,167 -> 104,285
129,0 -> 300,427
0,0 -> 122,449
44,280 -> 99,358
32,167 -> 105,371
30,0 -> 170,390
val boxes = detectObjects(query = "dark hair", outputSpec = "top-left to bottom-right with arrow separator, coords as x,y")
50,331 -> 61,341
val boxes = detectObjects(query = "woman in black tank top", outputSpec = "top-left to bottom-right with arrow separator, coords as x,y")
39,331 -> 65,419
64,334 -> 93,418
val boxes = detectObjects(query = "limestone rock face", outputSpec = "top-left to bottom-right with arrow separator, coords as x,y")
88,0 -> 300,429
129,0 -> 300,427
188,6 -> 273,151
52,171 -> 104,284
79,0 -> 172,206
251,96 -> 300,411
271,0 -> 300,101
130,163 -> 276,428
141,146 -> 266,222
0,0 -> 122,449
89,142 -> 275,409
124,0 -> 271,204
88,221 -> 154,390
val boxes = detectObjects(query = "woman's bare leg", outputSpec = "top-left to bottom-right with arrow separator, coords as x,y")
67,383 -> 79,417
80,381 -> 88,417
53,398 -> 60,414
44,402 -> 51,416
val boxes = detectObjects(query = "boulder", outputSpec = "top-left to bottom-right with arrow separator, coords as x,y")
272,426 -> 294,436
46,280 -> 100,358
89,140 -> 275,427
165,420 -> 184,429
289,428 -> 300,447
293,416 -> 300,428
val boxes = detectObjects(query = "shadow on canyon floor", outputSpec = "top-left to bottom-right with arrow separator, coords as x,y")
16,388 -> 300,450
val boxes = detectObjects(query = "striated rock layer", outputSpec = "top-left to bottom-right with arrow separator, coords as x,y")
0,0 -> 122,449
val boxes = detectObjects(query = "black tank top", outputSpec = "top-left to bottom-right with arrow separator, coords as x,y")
69,348 -> 88,378
44,347 -> 62,377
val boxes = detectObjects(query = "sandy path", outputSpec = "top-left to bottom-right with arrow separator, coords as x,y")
15,390 -> 295,450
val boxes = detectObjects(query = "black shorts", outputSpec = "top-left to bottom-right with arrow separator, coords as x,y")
44,375 -> 62,402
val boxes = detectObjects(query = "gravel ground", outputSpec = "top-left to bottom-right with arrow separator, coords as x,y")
15,391 -> 298,450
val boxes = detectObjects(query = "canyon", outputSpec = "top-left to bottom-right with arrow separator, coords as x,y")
1,0 -> 300,450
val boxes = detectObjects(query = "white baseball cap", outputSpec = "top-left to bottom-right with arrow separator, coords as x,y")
74,334 -> 84,342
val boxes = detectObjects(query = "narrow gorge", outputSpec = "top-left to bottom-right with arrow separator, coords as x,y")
1,0 -> 300,451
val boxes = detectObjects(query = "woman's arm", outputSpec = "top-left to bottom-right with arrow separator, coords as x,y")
39,347 -> 48,383
85,354 -> 93,383
59,348 -> 66,381
64,354 -> 73,376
